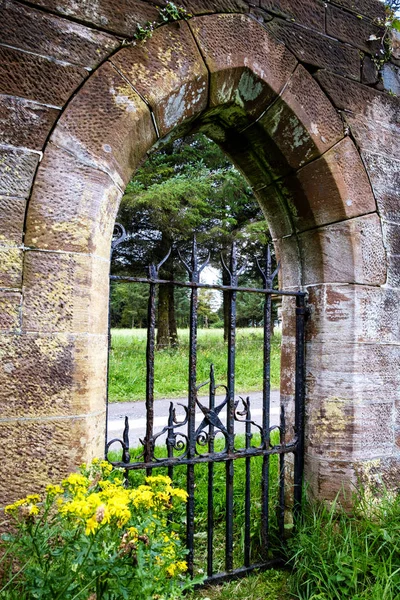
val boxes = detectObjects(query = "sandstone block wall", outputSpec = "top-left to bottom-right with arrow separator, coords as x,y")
0,0 -> 399,507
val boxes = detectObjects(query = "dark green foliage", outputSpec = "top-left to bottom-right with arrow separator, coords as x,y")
113,133 -> 267,276
111,134 -> 272,338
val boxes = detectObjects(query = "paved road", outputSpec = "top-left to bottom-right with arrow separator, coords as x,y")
107,390 -> 280,449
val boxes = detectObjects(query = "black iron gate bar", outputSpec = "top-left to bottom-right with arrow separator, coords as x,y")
106,234 -> 306,584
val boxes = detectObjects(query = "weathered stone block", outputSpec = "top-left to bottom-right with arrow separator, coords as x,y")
275,137 -> 375,231
306,456 -> 400,504
111,22 -> 208,138
22,251 -> 109,334
328,0 -> 385,21
0,147 -> 39,198
0,332 -> 107,418
0,290 -> 20,331
382,220 -> 400,256
0,45 -> 87,107
306,397 -> 395,461
346,115 -> 400,164
260,0 -> 325,32
305,341 -> 400,404
227,64 -> 344,184
362,55 -> 379,84
326,5 -> 383,54
254,183 -> 294,239
181,0 -> 249,13
387,254 -> 400,288
0,247 -> 23,288
280,334 -> 296,397
266,19 -> 361,80
273,235 -> 302,288
50,61 -> 156,190
25,143 -> 122,257
353,457 -> 400,493
299,213 -> 386,286
315,69 -> 400,123
306,284 -> 400,345
0,195 -> 27,246
0,412 -> 104,507
382,62 -> 400,96
0,95 -> 59,151
362,153 -> 400,223
190,13 -> 297,127
25,0 -> 160,37
305,456 -> 356,503
254,64 -> 344,171
0,0 -> 119,69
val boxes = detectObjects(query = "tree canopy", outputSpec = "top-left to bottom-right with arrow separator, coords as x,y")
110,134 -> 274,339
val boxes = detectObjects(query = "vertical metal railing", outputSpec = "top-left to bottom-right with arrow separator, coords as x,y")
207,365 -> 216,577
293,293 -> 306,524
106,230 -> 307,585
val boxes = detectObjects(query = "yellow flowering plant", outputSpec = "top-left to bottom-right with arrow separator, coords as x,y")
0,460 -> 199,599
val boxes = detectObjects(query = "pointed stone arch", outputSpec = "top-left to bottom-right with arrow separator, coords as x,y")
1,10 -> 396,507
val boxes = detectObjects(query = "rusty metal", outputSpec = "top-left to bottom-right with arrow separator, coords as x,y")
106,229 -> 306,584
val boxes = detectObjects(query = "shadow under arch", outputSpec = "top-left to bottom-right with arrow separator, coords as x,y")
21,13 -> 384,500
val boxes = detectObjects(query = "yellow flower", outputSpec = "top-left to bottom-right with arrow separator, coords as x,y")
130,486 -> 154,509
156,491 -> 171,506
26,494 -> 41,503
28,505 -> 39,516
100,460 -> 113,474
5,495 -> 41,513
63,473 -> 89,491
166,563 -> 178,577
145,475 -> 172,486
170,488 -> 188,502
85,515 -> 99,536
46,484 -> 63,497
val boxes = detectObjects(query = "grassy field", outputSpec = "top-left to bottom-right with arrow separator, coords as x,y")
109,328 -> 281,402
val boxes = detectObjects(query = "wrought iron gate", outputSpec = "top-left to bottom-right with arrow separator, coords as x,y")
106,227 -> 306,584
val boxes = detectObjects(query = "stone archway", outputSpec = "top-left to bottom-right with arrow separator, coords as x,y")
0,2 -> 399,508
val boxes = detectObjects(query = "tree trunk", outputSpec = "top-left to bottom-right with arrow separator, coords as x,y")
167,281 -> 178,347
156,232 -> 179,349
157,283 -> 170,349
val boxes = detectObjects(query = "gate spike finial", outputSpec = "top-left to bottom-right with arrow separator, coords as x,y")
111,223 -> 127,253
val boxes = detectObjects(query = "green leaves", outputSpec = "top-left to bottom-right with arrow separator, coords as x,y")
392,18 -> 400,31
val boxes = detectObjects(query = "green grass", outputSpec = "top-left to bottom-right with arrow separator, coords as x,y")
108,328 -> 281,402
189,569 -> 290,600
287,489 -> 400,600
